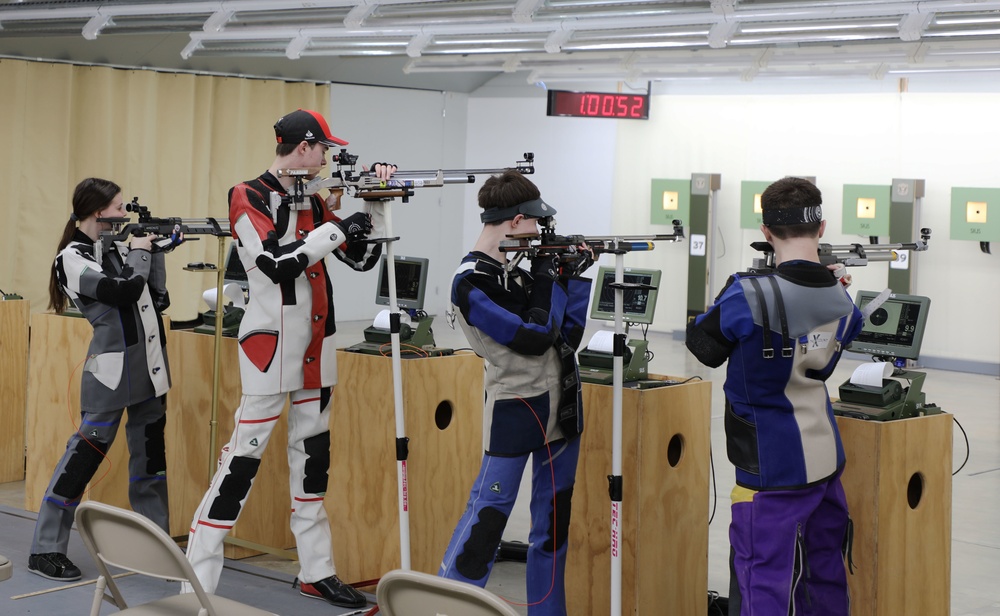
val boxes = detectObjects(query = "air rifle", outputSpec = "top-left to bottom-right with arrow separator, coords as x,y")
744,228 -> 931,275
277,150 -> 535,204
95,197 -> 230,262
499,217 -> 685,272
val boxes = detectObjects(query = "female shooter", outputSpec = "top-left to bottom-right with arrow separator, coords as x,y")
29,177 -> 176,581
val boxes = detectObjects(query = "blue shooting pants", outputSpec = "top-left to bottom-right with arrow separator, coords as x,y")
439,437 -> 580,616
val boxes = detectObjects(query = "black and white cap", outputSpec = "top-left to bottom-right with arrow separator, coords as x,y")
480,198 -> 557,223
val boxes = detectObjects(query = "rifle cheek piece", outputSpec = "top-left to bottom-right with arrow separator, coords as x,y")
761,205 -> 822,226
479,198 -> 557,223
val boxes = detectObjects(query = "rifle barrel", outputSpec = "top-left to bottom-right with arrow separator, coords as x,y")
585,234 -> 683,243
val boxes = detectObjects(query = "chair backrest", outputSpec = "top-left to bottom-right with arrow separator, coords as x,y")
375,569 -> 521,616
75,500 -> 220,615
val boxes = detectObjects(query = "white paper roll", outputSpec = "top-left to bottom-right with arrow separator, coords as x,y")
586,330 -> 616,354
849,362 -> 893,388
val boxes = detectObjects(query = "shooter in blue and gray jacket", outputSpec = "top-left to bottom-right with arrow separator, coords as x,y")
687,177 -> 863,616
440,170 -> 593,616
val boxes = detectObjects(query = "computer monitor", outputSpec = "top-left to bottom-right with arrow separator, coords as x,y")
221,242 -> 250,301
223,243 -> 247,284
375,255 -> 429,311
588,266 -> 661,325
846,291 -> 931,360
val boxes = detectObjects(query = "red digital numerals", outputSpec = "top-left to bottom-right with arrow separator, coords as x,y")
577,93 -> 645,118
549,90 -> 648,119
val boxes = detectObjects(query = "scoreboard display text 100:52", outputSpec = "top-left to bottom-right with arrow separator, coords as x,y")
546,89 -> 650,120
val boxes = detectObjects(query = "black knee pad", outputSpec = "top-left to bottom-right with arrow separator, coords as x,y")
302,431 -> 330,495
542,487 -> 574,553
52,439 -> 109,500
208,456 -> 261,521
144,414 -> 167,476
456,506 -> 507,581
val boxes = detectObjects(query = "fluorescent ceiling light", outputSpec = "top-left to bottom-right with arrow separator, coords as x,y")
925,28 -> 1000,37
570,40 -> 707,50
734,33 -> 884,44
887,66 -> 1000,74
933,16 -> 1000,26
433,46 -> 538,54
741,21 -> 898,34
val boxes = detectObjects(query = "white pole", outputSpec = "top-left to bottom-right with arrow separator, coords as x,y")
380,201 -> 411,570
610,248 -> 625,616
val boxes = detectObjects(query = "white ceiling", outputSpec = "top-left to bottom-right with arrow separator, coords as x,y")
2,0 -> 1000,92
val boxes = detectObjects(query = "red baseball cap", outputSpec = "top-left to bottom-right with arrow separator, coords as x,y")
273,109 -> 348,147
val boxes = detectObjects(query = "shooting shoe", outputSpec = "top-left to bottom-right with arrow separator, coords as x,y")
297,574 -> 366,608
28,552 -> 82,581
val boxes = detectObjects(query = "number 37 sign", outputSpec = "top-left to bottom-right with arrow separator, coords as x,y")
690,234 -> 707,257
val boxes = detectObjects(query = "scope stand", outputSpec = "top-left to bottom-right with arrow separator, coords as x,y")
602,252 -> 666,616
375,198 -> 412,571
183,236 -> 229,482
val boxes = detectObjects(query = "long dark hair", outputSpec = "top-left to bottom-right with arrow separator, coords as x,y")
48,178 -> 122,313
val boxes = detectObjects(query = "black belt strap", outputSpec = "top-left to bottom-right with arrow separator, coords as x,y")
748,278 -> 773,359
766,277 -> 793,357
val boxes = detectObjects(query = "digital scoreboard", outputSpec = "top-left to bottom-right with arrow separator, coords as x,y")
546,89 -> 649,120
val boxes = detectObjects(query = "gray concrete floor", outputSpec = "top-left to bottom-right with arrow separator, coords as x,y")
4,317 -> 998,615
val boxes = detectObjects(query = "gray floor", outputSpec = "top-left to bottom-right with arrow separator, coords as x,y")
3,318 -> 998,615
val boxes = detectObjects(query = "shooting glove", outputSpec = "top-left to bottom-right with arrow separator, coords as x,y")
530,253 -> 560,280
151,224 -> 185,253
335,211 -> 373,244
561,250 -> 594,278
370,162 -> 397,180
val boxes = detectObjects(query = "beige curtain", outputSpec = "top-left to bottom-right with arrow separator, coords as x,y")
0,58 -> 329,320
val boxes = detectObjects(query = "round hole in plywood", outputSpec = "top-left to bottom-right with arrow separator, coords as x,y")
667,433 -> 684,467
435,400 -> 453,430
907,472 -> 924,509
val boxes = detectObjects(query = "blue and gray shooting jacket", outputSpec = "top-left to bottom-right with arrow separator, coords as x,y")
687,261 -> 864,491
451,252 -> 591,456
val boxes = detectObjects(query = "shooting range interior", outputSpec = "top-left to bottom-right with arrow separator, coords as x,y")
0,3 -> 999,616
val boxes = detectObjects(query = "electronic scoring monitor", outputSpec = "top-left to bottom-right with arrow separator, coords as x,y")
222,242 -> 250,300
588,266 -> 661,325
846,291 -> 931,361
375,255 -> 429,311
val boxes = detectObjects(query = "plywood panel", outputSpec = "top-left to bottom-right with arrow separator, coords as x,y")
0,300 -> 30,483
837,414 -> 952,616
327,350 -> 484,585
567,376 -> 712,615
25,313 -> 132,513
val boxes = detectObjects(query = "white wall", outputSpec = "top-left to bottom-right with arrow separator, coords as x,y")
333,75 -> 1000,368
327,84 -> 468,323
465,75 -> 1000,368
463,89 -> 620,274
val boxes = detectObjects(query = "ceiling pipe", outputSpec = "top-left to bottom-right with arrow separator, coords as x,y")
180,1 -> 1000,47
